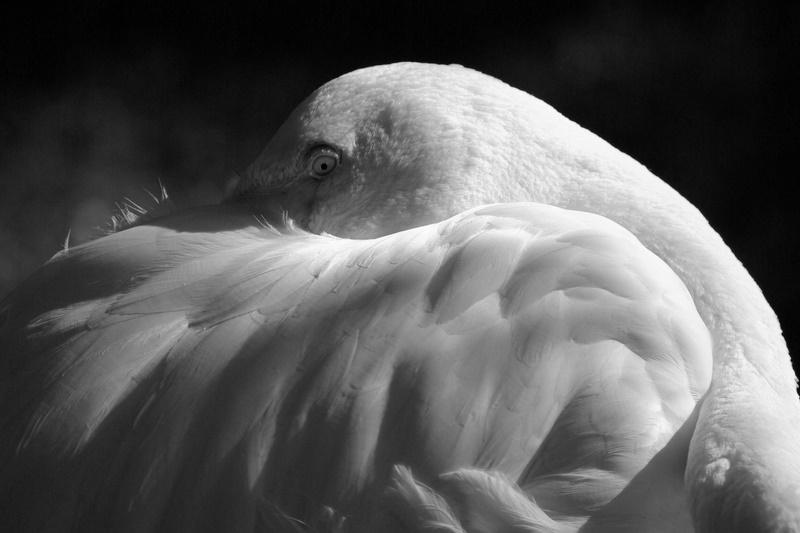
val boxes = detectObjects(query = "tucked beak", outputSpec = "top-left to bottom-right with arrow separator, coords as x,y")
232,174 -> 320,232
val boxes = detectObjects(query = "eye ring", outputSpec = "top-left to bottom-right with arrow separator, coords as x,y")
308,146 -> 340,178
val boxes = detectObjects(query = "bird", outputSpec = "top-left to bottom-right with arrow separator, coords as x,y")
1,62 -> 798,532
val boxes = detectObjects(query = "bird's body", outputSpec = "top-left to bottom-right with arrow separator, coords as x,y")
1,63 -> 798,532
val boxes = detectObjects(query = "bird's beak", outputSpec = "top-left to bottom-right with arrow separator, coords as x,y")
232,175 -> 319,232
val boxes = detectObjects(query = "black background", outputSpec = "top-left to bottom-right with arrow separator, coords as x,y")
1,1 -> 797,376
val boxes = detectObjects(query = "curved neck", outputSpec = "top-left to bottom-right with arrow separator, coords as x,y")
545,157 -> 800,531
459,96 -> 800,527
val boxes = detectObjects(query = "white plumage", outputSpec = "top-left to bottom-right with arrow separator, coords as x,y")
1,63 -> 798,532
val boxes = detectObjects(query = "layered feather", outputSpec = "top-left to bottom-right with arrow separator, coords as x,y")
0,202 -> 711,531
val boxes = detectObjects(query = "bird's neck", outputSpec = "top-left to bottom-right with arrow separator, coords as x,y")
538,157 -> 800,531
452,94 -> 800,526
641,198 -> 799,532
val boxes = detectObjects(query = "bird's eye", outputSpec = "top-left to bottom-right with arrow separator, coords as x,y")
309,147 -> 340,178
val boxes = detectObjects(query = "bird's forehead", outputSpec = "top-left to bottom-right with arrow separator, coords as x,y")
249,65 -> 512,157
242,63 -> 517,191
298,63 -> 493,131
300,80 -> 404,133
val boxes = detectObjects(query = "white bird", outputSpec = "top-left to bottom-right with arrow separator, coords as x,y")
1,63 -> 798,532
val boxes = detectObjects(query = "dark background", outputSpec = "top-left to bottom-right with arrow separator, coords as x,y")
1,1 -> 798,376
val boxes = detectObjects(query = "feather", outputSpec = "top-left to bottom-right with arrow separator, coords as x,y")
0,203 -> 711,531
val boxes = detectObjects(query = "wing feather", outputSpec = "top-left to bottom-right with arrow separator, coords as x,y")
0,202 -> 712,531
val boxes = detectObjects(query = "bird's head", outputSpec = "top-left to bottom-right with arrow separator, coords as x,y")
236,62 -> 658,238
